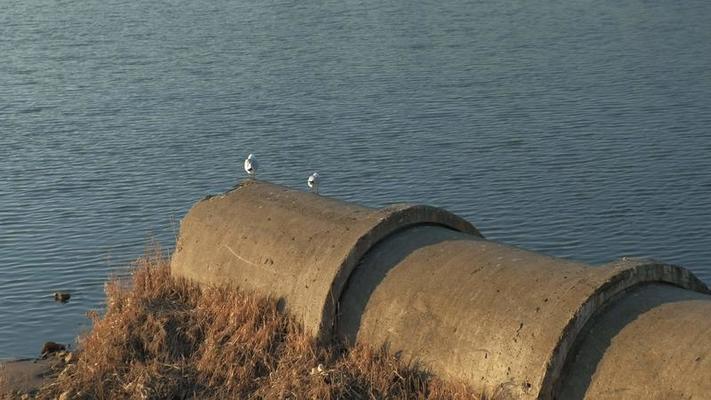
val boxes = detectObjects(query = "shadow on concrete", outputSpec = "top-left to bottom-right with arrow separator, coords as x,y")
335,224 -> 468,344
554,283 -> 708,399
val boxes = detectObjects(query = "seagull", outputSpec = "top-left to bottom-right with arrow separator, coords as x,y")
307,172 -> 320,194
244,154 -> 258,178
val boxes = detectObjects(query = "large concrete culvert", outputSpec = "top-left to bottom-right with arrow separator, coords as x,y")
171,180 -> 711,399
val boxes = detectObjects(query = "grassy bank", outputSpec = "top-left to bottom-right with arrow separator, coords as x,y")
11,251 -> 481,399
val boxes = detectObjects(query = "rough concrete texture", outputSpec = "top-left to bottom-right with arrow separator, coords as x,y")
172,181 -> 711,399
337,225 -> 709,400
171,180 -> 479,339
557,284 -> 711,400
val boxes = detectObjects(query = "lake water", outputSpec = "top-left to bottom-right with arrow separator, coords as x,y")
1,0 -> 710,358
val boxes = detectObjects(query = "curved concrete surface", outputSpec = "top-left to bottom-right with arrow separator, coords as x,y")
557,284 -> 711,400
171,180 -> 480,339
337,225 -> 709,399
172,181 -> 711,399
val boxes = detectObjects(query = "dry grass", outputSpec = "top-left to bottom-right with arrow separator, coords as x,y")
35,250 -> 481,400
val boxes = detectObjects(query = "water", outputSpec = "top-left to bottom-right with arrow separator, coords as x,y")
1,0 -> 710,358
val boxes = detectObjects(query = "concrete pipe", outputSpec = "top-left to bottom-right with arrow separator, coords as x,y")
171,180 -> 481,339
171,181 -> 711,400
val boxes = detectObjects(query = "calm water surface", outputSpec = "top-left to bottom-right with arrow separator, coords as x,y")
1,0 -> 711,358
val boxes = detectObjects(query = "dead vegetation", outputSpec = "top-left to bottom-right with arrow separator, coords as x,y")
29,250 -> 481,400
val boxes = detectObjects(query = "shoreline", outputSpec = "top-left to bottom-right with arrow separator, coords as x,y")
0,357 -> 65,398
1,254 -> 480,400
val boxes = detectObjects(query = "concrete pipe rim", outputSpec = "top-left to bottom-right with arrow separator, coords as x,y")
316,203 -> 483,342
540,259 -> 710,400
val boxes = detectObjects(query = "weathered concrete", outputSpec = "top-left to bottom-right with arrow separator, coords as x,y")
557,284 -> 711,400
172,181 -> 711,399
338,225 -> 709,399
171,180 -> 480,339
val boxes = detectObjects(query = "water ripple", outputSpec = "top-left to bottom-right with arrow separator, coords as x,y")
1,0 -> 711,358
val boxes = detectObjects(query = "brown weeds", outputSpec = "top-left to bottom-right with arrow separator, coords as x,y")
36,251 -> 481,399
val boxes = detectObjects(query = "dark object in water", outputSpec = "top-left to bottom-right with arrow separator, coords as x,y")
40,341 -> 66,358
53,292 -> 71,303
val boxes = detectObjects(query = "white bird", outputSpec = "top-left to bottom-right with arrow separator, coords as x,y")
244,154 -> 258,178
307,172 -> 320,194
